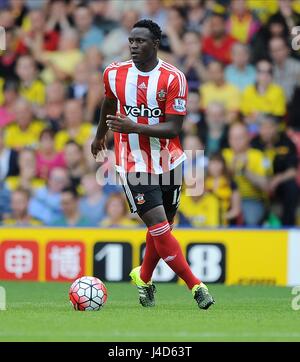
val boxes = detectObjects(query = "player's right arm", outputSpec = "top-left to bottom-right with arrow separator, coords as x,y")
91,67 -> 117,158
91,96 -> 117,158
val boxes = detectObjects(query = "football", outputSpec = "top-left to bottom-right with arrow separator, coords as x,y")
69,276 -> 108,311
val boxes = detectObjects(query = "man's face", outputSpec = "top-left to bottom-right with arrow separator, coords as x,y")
256,60 -> 273,86
61,192 -> 77,216
15,102 -> 32,129
229,125 -> 249,153
270,38 -> 289,64
12,192 -> 28,218
208,62 -> 224,84
210,16 -> 225,38
74,8 -> 92,32
128,27 -> 158,65
259,120 -> 277,143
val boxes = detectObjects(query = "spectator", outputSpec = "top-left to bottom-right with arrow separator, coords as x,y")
43,81 -> 66,131
79,173 -> 108,226
179,174 -> 221,227
16,55 -> 46,107
251,15 -> 290,63
186,0 -> 209,33
51,186 -> 91,227
251,114 -> 299,226
100,193 -> 138,228
45,0 -> 73,33
0,7 -> 15,29
177,30 -> 206,90
0,181 -> 11,220
5,148 -> 45,192
73,4 -> 104,52
225,43 -> 256,91
269,36 -> 300,104
247,0 -> 278,24
36,128 -> 66,180
17,8 -> 60,53
89,0 -> 119,35
160,7 -> 187,56
84,46 -> 105,73
64,141 -> 88,190
2,188 -> 42,226
0,79 -> 19,127
182,134 -> 207,180
101,10 -> 139,64
4,98 -> 45,150
0,27 -> 19,80
268,0 -> 300,34
140,0 -> 167,30
85,71 -> 103,124
223,123 -> 268,226
200,61 -> 241,120
201,102 -> 228,156
241,59 -> 286,128
202,12 -> 236,65
0,128 -> 18,182
182,91 -> 204,137
34,29 -> 83,84
226,0 -> 260,44
68,61 -> 90,101
205,153 -> 241,225
54,99 -> 92,151
29,167 -> 69,225
9,0 -> 29,29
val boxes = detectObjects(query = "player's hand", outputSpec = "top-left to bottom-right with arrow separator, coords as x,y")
106,113 -> 137,134
91,136 -> 107,161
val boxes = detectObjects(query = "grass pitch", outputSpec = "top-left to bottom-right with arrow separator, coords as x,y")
0,281 -> 299,342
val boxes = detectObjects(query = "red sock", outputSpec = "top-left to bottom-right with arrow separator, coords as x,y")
140,230 -> 160,283
149,221 -> 201,289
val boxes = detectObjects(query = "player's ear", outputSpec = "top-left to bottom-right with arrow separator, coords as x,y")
153,39 -> 160,49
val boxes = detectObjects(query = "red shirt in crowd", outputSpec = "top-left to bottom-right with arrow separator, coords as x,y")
202,35 -> 236,65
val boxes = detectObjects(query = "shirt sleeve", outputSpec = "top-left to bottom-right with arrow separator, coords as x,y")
165,72 -> 188,115
103,67 -> 117,99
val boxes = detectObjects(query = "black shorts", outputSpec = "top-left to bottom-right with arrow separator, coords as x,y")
119,166 -> 182,220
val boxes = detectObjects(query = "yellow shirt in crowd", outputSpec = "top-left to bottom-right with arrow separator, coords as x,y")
19,80 -> 46,105
205,176 -> 235,226
222,148 -> 266,200
200,82 -> 241,112
99,218 -> 139,228
40,50 -> 83,84
241,83 -> 286,117
54,123 -> 93,151
179,192 -> 221,227
2,217 -> 43,226
4,121 -> 45,150
5,176 -> 45,191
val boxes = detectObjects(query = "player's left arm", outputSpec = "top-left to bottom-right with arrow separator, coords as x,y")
106,112 -> 183,139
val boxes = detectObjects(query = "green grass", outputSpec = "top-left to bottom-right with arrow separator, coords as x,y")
0,282 -> 299,342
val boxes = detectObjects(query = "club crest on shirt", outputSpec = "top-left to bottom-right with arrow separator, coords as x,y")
135,193 -> 145,205
157,89 -> 167,101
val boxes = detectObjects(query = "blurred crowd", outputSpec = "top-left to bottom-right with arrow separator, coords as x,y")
0,0 -> 300,228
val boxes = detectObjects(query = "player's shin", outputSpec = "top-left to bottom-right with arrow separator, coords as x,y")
140,230 -> 160,284
148,221 -> 201,289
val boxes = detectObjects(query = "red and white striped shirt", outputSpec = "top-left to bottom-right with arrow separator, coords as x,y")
103,58 -> 188,174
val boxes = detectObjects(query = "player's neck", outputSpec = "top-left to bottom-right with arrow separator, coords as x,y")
134,58 -> 159,73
